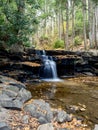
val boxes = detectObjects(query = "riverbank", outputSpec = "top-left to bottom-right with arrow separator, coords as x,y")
0,75 -> 91,130
0,49 -> 98,129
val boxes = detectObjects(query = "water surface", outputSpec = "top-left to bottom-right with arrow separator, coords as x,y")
27,76 -> 98,129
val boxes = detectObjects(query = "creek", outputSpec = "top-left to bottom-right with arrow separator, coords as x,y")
27,76 -> 98,130
0,49 -> 98,130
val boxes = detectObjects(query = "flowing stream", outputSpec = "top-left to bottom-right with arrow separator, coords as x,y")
27,76 -> 98,130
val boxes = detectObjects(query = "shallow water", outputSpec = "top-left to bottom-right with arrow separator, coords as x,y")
27,76 -> 98,130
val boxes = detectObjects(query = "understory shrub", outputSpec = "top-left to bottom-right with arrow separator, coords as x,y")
53,39 -> 64,49
74,36 -> 82,46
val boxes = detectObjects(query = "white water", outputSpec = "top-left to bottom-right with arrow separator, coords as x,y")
39,51 -> 61,82
45,60 -> 58,79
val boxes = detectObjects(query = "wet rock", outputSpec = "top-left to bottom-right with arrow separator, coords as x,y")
24,100 -> 53,122
38,117 -> 48,124
66,104 -> 86,113
0,91 -> 28,109
37,123 -> 54,130
2,89 -> 17,98
0,107 -> 10,122
0,126 -> 11,130
22,115 -> 29,124
0,122 -> 8,128
0,75 -> 25,89
6,85 -> 20,92
91,92 -> 98,99
0,75 -> 32,109
89,50 -> 98,56
0,122 -> 11,130
0,94 -> 13,102
0,96 -> 23,109
9,82 -> 26,89
16,88 -> 32,103
24,103 -> 37,116
56,110 -> 72,123
83,72 -> 94,76
0,75 -> 14,83
66,105 -> 80,113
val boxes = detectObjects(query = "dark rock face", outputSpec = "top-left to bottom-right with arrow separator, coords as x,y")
0,49 -> 98,83
57,58 -> 75,76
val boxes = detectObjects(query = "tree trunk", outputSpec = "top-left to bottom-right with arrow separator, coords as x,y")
88,0 -> 93,48
95,5 -> 98,49
61,10 -> 65,42
65,0 -> 69,50
10,0 -> 25,52
58,3 -> 62,40
51,16 -> 54,36
44,0 -> 47,36
72,0 -> 75,50
82,0 -> 87,50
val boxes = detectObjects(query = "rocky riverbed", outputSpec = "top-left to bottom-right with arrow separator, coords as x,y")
0,49 -> 98,130
0,75 -> 91,130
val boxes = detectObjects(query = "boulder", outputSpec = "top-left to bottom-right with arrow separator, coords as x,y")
24,100 -> 53,122
38,117 -> 48,124
56,110 -> 72,123
0,122 -> 11,130
37,123 -> 54,130
2,89 -> 18,98
0,126 -> 11,130
22,115 -> 29,124
0,75 -> 32,109
0,95 -> 23,109
0,107 -> 10,122
16,88 -> 32,103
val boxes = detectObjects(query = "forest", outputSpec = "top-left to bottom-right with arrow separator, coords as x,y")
0,0 -> 98,51
0,0 -> 98,130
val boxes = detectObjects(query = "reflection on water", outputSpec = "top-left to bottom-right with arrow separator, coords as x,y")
27,76 -> 98,130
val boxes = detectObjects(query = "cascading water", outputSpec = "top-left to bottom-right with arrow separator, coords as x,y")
38,50 -> 61,81
36,50 -> 46,56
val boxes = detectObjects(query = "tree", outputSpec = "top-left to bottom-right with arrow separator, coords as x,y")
88,0 -> 98,49
65,0 -> 69,50
82,0 -> 87,50
0,0 -> 39,51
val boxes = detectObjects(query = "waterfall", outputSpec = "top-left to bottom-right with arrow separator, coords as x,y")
36,50 -> 46,56
38,50 -> 61,81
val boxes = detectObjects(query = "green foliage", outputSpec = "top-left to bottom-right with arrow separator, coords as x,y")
39,35 -> 50,45
23,42 -> 31,47
53,39 -> 64,49
40,35 -> 49,40
74,36 -> 82,46
74,8 -> 83,35
0,0 -> 39,48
